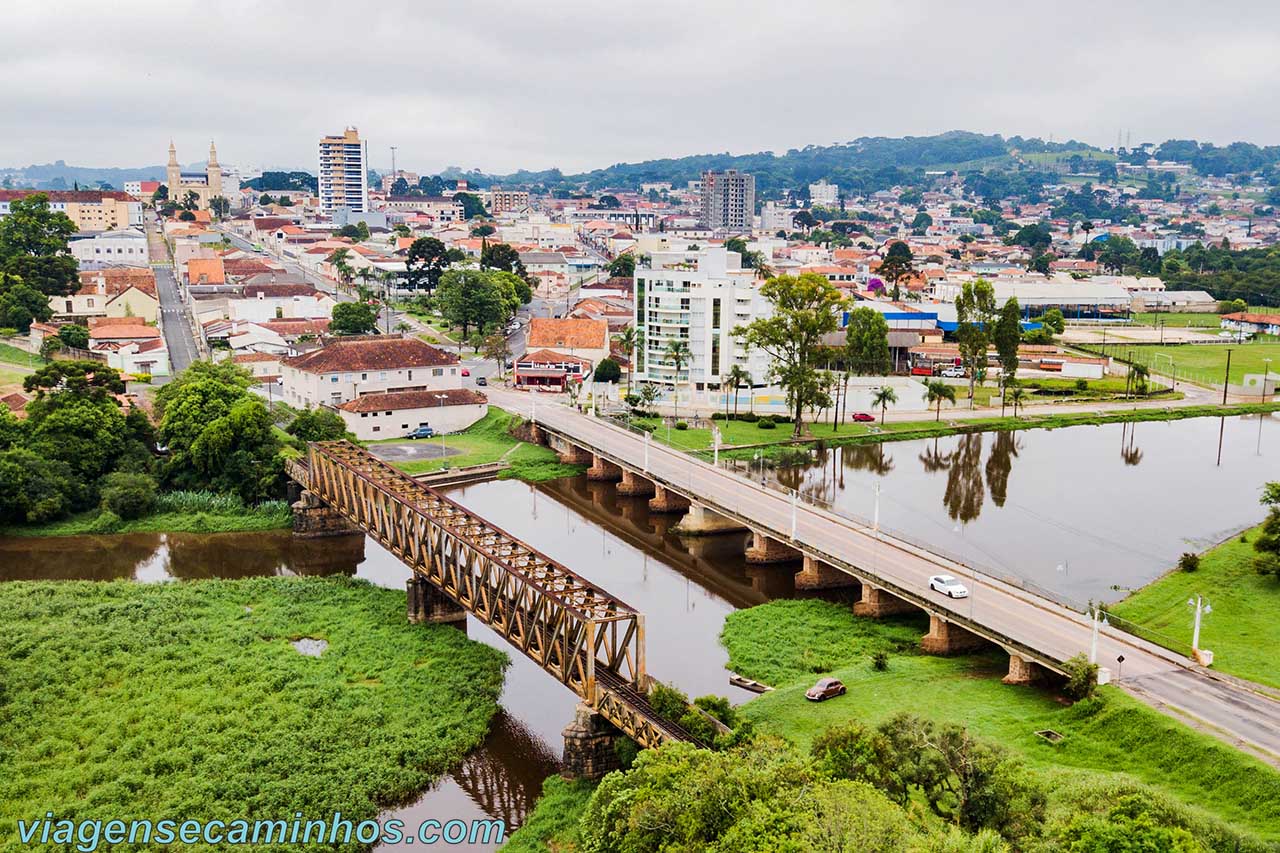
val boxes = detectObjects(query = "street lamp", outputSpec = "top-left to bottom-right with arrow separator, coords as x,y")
1188,595 -> 1213,659
435,394 -> 449,461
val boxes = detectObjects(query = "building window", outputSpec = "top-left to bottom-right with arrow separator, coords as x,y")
361,373 -> 367,381
372,426 -> 380,433
433,368 -> 444,376
712,298 -> 721,329
330,376 -> 338,383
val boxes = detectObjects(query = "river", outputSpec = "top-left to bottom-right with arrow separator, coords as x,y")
2,414 -> 1276,848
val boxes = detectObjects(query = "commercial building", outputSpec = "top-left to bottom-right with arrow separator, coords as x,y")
700,170 -> 755,230
68,228 -> 149,267
632,248 -> 771,391
165,141 -> 223,210
280,335 -> 459,408
0,189 -> 143,230
487,189 -> 530,214
318,127 -> 369,214
336,388 -> 487,440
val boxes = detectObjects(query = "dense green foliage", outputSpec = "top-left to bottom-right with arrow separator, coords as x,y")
286,406 -> 352,442
0,577 -> 506,852
0,192 -> 80,299
500,776 -> 593,853
1158,244 -> 1280,307
330,301 -> 379,336
434,268 -> 525,340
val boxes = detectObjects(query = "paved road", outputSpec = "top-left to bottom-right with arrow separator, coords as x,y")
154,263 -> 198,374
488,387 -> 1280,763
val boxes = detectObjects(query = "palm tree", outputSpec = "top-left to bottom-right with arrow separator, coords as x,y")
613,326 -> 644,395
924,380 -> 956,422
1008,386 -> 1028,418
872,386 -> 898,425
664,339 -> 691,423
726,364 -> 750,420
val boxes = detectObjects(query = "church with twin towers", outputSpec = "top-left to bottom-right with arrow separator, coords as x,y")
165,140 -> 223,210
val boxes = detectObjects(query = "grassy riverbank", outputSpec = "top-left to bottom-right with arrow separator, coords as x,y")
500,776 -> 593,853
720,600 -> 1280,844
381,409 -> 585,483
0,577 -> 507,851
1112,524 -> 1280,691
0,495 -> 292,538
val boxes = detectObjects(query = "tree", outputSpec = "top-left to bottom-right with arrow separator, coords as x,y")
390,177 -> 409,196
209,196 -> 230,219
607,253 -> 636,278
480,332 -> 512,378
0,448 -> 79,523
872,386 -> 897,425
733,273 -> 847,437
99,471 -> 157,520
725,364 -> 751,419
480,242 -> 526,278
329,301 -> 379,336
286,407 -> 351,442
258,193 -> 274,206
664,339 -> 691,423
1253,482 -> 1280,580
0,193 -> 80,297
636,382 -> 659,413
0,273 -> 54,332
1007,384 -> 1028,417
613,326 -> 644,394
326,247 -> 355,288
594,357 -> 621,383
436,269 -> 505,340
955,278 -> 996,406
924,380 -> 956,421
877,241 -> 915,301
151,185 -> 169,204
22,361 -> 129,485
404,237 -> 449,293
844,306 -> 890,376
992,297 -> 1021,415
57,323 -> 89,350
1041,307 -> 1065,334
454,192 -> 487,219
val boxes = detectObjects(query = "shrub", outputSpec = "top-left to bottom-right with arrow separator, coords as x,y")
1062,653 -> 1099,701
614,736 -> 640,771
770,414 -> 792,424
693,694 -> 738,729
757,419 -> 777,430
99,472 -> 157,520
648,681 -> 690,720
88,509 -> 122,534
674,421 -> 688,430
1074,378 -> 1089,392
872,650 -> 889,671
710,412 -> 725,420
1177,552 -> 1200,572
738,412 -> 759,422
677,709 -> 720,744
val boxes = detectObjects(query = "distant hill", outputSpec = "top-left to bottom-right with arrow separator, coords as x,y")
0,160 -> 174,190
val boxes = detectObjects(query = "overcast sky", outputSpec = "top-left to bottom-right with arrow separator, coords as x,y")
7,1 -> 1280,174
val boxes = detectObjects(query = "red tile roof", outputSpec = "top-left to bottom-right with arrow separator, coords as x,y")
282,336 -> 457,373
77,268 -> 157,298
337,388 -> 486,412
526,318 -> 608,350
89,323 -> 162,340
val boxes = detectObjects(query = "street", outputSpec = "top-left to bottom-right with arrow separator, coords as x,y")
154,263 -> 199,373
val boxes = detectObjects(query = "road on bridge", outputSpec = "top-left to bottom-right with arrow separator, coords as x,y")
487,387 -> 1280,765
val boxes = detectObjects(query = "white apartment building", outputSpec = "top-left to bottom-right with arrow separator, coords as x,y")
69,228 -> 149,266
760,201 -> 801,233
633,248 -> 773,391
318,127 -> 368,214
808,179 -> 839,207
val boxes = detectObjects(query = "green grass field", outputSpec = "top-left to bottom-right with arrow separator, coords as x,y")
0,577 -> 507,850
0,504 -> 293,538
1132,312 -> 1231,328
382,409 -> 584,482
0,341 -> 39,370
721,599 -> 1280,844
1096,341 -> 1280,385
500,776 -> 593,852
1112,525 -> 1280,691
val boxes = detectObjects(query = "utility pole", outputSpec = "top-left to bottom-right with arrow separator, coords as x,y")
1222,349 -> 1233,404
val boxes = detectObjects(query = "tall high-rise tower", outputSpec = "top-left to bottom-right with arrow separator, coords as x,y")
700,169 -> 755,231
318,127 -> 368,214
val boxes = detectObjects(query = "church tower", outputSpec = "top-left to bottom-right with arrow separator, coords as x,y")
207,140 -> 222,200
166,140 -> 180,200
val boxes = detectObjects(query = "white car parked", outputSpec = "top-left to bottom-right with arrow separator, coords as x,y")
940,366 -> 967,379
928,574 -> 969,598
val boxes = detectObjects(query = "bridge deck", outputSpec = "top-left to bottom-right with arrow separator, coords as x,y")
296,442 -> 698,749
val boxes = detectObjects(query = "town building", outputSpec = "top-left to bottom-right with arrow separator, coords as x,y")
487,189 -> 530,215
318,127 -> 369,214
88,317 -> 169,377
513,349 -> 591,390
381,196 -> 463,221
700,170 -> 755,230
69,228 -> 149,267
525,318 -> 611,364
0,190 -> 142,230
336,388 -> 487,440
280,336 -> 460,408
1221,311 -> 1280,337
53,268 -> 159,324
165,141 -> 223,210
808,179 -> 839,207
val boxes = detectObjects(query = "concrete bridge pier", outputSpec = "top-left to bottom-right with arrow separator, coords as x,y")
561,703 -> 623,780
406,576 -> 466,624
745,530 -> 802,564
547,435 -> 594,465
794,555 -> 858,590
616,469 -> 655,497
648,485 -> 690,514
586,454 -> 623,482
673,503 -> 748,535
920,613 -> 988,655
1002,653 -> 1046,686
853,584 -> 919,618
291,489 -> 363,538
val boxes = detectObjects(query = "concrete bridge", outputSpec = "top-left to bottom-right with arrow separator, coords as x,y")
491,388 -> 1280,765
285,442 -> 701,779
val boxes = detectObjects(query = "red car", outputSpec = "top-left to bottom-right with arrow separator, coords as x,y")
461,368 -> 470,377
805,678 -> 847,702
851,412 -> 876,422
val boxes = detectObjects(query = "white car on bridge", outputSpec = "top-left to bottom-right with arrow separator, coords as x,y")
928,574 -> 969,598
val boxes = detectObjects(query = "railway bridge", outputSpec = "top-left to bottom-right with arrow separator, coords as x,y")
285,441 -> 700,778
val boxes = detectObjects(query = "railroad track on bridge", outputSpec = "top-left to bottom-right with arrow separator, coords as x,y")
289,441 -> 699,750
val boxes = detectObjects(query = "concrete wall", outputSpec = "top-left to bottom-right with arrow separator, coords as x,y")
339,402 -> 487,440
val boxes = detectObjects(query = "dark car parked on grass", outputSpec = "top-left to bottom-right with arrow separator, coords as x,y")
805,677 -> 846,702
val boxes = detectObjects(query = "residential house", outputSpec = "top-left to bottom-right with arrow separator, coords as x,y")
88,318 -> 169,376
336,388 -> 487,439
513,349 -> 591,390
280,336 -> 461,408
54,268 -> 159,324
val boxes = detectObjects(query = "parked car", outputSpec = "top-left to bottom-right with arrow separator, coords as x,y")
476,376 -> 487,386
405,425 -> 435,440
851,412 -> 875,422
461,368 -> 471,377
940,366 -> 967,379
928,574 -> 969,598
805,677 -> 847,702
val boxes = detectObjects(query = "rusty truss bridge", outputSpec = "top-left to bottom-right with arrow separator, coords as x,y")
290,441 -> 696,749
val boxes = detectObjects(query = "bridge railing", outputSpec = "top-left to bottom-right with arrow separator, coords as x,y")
302,441 -> 647,704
